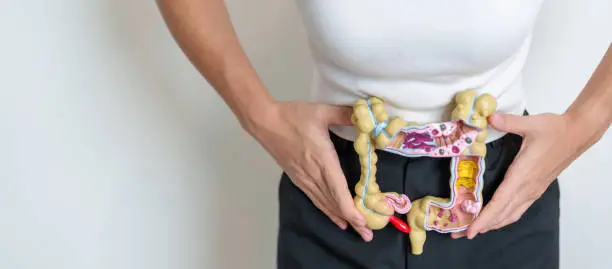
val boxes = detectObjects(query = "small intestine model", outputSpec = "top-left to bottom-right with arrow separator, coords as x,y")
351,89 -> 497,255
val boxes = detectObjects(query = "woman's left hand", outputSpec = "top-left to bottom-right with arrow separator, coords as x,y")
452,112 -> 585,239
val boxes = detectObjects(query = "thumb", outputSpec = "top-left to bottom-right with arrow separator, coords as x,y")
488,113 -> 532,135
322,104 -> 353,126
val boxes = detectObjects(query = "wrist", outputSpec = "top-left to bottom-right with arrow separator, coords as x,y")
563,105 -> 608,148
212,71 -> 280,135
237,96 -> 281,136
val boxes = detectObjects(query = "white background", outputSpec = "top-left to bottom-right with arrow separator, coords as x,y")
0,0 -> 610,268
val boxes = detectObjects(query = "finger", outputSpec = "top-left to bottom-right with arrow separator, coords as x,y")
451,231 -> 467,239
488,113 -> 533,136
318,141 -> 372,242
472,192 -> 524,236
320,169 -> 372,242
352,223 -> 374,242
312,180 -> 350,230
314,197 -> 349,230
481,145 -> 537,234
468,142 -> 536,237
490,202 -> 532,231
466,196 -> 512,239
298,180 -> 348,230
323,164 -> 366,228
317,152 -> 367,227
321,104 -> 353,126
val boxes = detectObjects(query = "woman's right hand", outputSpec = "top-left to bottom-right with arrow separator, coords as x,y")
155,0 -> 372,242
245,101 -> 373,242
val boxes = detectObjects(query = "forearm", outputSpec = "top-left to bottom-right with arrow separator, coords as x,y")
565,44 -> 612,146
156,0 -> 276,131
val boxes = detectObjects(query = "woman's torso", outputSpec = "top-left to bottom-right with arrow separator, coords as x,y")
295,0 -> 544,142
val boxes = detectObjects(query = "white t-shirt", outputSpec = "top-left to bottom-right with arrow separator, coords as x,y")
295,1 -> 544,143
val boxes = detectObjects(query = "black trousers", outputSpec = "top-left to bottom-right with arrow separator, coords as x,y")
276,131 -> 560,269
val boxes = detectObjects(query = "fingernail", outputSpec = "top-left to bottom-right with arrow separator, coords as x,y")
362,230 -> 373,242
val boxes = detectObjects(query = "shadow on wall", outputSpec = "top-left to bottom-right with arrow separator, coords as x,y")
102,0 -> 311,268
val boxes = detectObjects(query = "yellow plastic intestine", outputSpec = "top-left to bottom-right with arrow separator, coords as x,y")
406,196 -> 450,255
350,90 -> 497,255
450,90 -> 497,156
351,98 -> 407,229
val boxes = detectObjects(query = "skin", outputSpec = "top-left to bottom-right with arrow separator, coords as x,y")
156,0 -> 611,243
155,0 -> 373,241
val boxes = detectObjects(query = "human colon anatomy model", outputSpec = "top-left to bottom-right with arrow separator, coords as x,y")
351,90 -> 497,255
